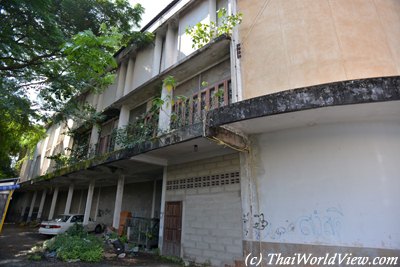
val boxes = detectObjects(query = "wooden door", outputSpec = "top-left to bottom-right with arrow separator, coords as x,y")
163,201 -> 182,257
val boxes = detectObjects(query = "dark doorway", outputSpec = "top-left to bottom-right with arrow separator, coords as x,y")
162,201 -> 182,257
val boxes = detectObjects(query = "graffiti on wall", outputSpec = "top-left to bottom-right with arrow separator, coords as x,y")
242,212 -> 269,240
242,207 -> 344,242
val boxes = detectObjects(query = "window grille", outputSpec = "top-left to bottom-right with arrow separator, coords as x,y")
166,171 -> 240,191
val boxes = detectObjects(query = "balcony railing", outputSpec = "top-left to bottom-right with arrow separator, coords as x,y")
171,78 -> 232,129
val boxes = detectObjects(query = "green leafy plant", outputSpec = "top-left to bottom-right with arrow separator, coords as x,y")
163,75 -> 177,92
44,228 -> 104,262
118,234 -> 128,244
186,8 -> 243,49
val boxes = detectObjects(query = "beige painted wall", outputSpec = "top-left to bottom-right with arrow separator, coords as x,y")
238,0 -> 400,99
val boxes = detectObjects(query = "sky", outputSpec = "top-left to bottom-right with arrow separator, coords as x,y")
129,0 -> 174,29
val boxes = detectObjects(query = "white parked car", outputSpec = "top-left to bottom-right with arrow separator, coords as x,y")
39,214 -> 103,235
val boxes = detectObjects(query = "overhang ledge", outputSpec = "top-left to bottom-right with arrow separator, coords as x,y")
207,76 -> 400,129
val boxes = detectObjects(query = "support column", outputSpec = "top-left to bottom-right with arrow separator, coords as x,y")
96,93 -> 104,112
158,84 -> 172,133
37,189 -> 47,220
209,0 -> 217,24
117,105 -> 130,129
240,151 -> 261,255
64,184 -> 74,214
158,167 -> 168,251
115,105 -> 130,149
123,57 -> 135,96
27,191 -> 37,222
115,62 -> 128,99
151,179 -> 157,218
229,0 -> 243,102
152,33 -> 163,77
83,179 -> 95,225
164,24 -> 176,69
48,187 -> 59,220
94,187 -> 101,221
112,175 -> 125,229
63,119 -> 74,153
78,190 -> 84,214
20,193 -> 29,221
158,24 -> 176,133
89,125 -> 100,155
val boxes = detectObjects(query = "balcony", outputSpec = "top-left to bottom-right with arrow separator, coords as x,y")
171,78 -> 232,130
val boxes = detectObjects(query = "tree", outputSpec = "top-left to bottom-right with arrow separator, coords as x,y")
0,0 -> 151,177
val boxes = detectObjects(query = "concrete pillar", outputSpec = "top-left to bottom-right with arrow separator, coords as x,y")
117,105 -> 130,129
157,23 -> 177,133
39,136 -> 50,171
78,190 -> 84,214
27,191 -> 38,222
63,119 -> 74,153
89,125 -> 100,155
239,152 -> 260,254
115,105 -> 130,149
64,184 -> 74,214
165,23 -> 176,68
152,34 -> 163,77
123,57 -> 135,96
158,167 -> 168,250
229,0 -> 243,102
46,125 -> 62,171
83,179 -> 95,225
151,180 -> 157,218
158,84 -> 172,133
96,93 -> 104,112
37,189 -> 47,220
112,175 -> 125,229
20,193 -> 30,221
115,62 -> 128,99
209,0 -> 217,24
94,187 -> 101,221
28,143 -> 40,179
48,187 -> 59,220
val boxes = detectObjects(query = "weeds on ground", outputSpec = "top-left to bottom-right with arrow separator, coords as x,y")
41,224 -> 104,262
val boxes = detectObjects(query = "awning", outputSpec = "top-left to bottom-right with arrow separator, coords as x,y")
0,185 -> 20,191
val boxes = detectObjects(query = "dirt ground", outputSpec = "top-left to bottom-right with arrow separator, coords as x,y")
0,223 -> 180,267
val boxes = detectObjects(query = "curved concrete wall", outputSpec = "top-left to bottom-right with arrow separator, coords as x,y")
244,120 -> 400,249
238,0 -> 400,99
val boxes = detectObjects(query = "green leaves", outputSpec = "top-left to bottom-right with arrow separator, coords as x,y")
45,230 -> 104,262
0,0 -> 150,177
185,8 -> 243,49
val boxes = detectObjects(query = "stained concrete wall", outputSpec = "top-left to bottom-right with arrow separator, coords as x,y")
131,46 -> 154,91
100,82 -> 118,110
238,0 -> 400,99
121,181 -> 160,218
166,154 -> 243,266
242,121 -> 400,251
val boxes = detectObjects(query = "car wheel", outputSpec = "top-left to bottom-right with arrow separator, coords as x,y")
94,224 -> 103,234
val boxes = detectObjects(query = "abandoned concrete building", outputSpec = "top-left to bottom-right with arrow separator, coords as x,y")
7,0 -> 400,266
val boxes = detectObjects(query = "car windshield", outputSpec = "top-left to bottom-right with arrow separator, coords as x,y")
53,215 -> 70,222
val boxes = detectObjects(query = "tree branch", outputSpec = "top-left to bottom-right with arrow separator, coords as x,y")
0,51 -> 59,71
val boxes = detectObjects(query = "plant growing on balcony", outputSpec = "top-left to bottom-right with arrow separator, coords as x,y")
186,8 -> 243,49
113,115 -> 158,149
163,75 -> 177,92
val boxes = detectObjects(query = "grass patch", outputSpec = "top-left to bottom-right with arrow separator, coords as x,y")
43,224 -> 104,262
